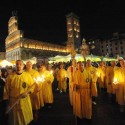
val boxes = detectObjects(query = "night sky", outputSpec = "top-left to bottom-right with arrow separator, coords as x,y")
0,0 -> 125,51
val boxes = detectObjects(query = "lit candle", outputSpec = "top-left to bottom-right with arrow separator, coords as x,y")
113,78 -> 118,85
34,75 -> 45,84
50,70 -> 53,74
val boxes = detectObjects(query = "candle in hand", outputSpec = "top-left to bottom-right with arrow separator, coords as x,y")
113,78 -> 118,84
34,75 -> 45,84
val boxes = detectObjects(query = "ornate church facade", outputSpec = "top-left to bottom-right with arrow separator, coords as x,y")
5,12 -> 81,62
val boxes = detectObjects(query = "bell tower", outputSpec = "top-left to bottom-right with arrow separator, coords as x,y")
5,11 -> 24,61
66,12 -> 81,51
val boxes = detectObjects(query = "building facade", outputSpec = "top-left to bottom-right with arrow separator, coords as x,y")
0,52 -> 5,60
99,32 -> 125,58
88,32 -> 125,59
5,12 -> 82,62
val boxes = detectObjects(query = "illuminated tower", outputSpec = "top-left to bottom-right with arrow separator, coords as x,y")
66,12 -> 81,51
5,11 -> 24,61
5,11 -> 68,62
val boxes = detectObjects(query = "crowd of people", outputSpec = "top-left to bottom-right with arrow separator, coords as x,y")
0,57 -> 125,125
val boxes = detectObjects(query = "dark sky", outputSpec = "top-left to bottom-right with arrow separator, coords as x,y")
0,0 -> 125,51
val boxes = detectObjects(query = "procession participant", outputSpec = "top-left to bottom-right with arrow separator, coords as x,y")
84,59 -> 98,105
72,61 -> 83,119
37,65 -> 44,109
39,64 -> 54,108
73,60 -> 97,120
97,61 -> 107,91
114,58 -> 125,112
105,61 -> 119,103
67,60 -> 77,106
57,63 -> 67,93
4,59 -> 34,125
25,61 -> 41,121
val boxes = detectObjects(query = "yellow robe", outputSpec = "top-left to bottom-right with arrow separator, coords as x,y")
73,70 -> 83,118
97,66 -> 106,89
73,68 -> 96,119
67,66 -> 75,106
112,66 -> 120,94
114,67 -> 125,105
26,69 -> 41,110
41,70 -> 54,103
105,66 -> 119,94
38,72 -> 44,107
57,68 -> 67,92
105,66 -> 114,94
5,72 -> 34,125
84,66 -> 98,97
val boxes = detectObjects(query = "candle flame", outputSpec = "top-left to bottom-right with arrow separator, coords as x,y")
113,78 -> 118,84
34,75 -> 45,83
50,70 -> 53,74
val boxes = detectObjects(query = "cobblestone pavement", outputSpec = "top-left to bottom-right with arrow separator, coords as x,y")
31,83 -> 125,125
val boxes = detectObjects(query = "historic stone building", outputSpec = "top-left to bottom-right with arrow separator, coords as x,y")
5,12 -> 82,62
66,12 -> 81,51
99,32 -> 125,58
0,52 -> 5,60
87,32 -> 125,59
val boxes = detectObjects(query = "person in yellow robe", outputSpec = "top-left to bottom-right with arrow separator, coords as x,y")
97,61 -> 106,91
113,58 -> 125,112
67,60 -> 77,106
105,61 -> 119,103
39,64 -> 54,108
72,61 -> 83,119
85,59 -> 98,105
25,61 -> 41,121
73,60 -> 97,120
4,59 -> 34,125
57,63 -> 67,93
37,65 -> 45,109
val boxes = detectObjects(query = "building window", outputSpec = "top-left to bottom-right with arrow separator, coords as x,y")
121,46 -> 123,49
120,41 -> 123,44
121,51 -> 123,54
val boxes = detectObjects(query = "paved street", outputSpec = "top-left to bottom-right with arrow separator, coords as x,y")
31,82 -> 125,125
